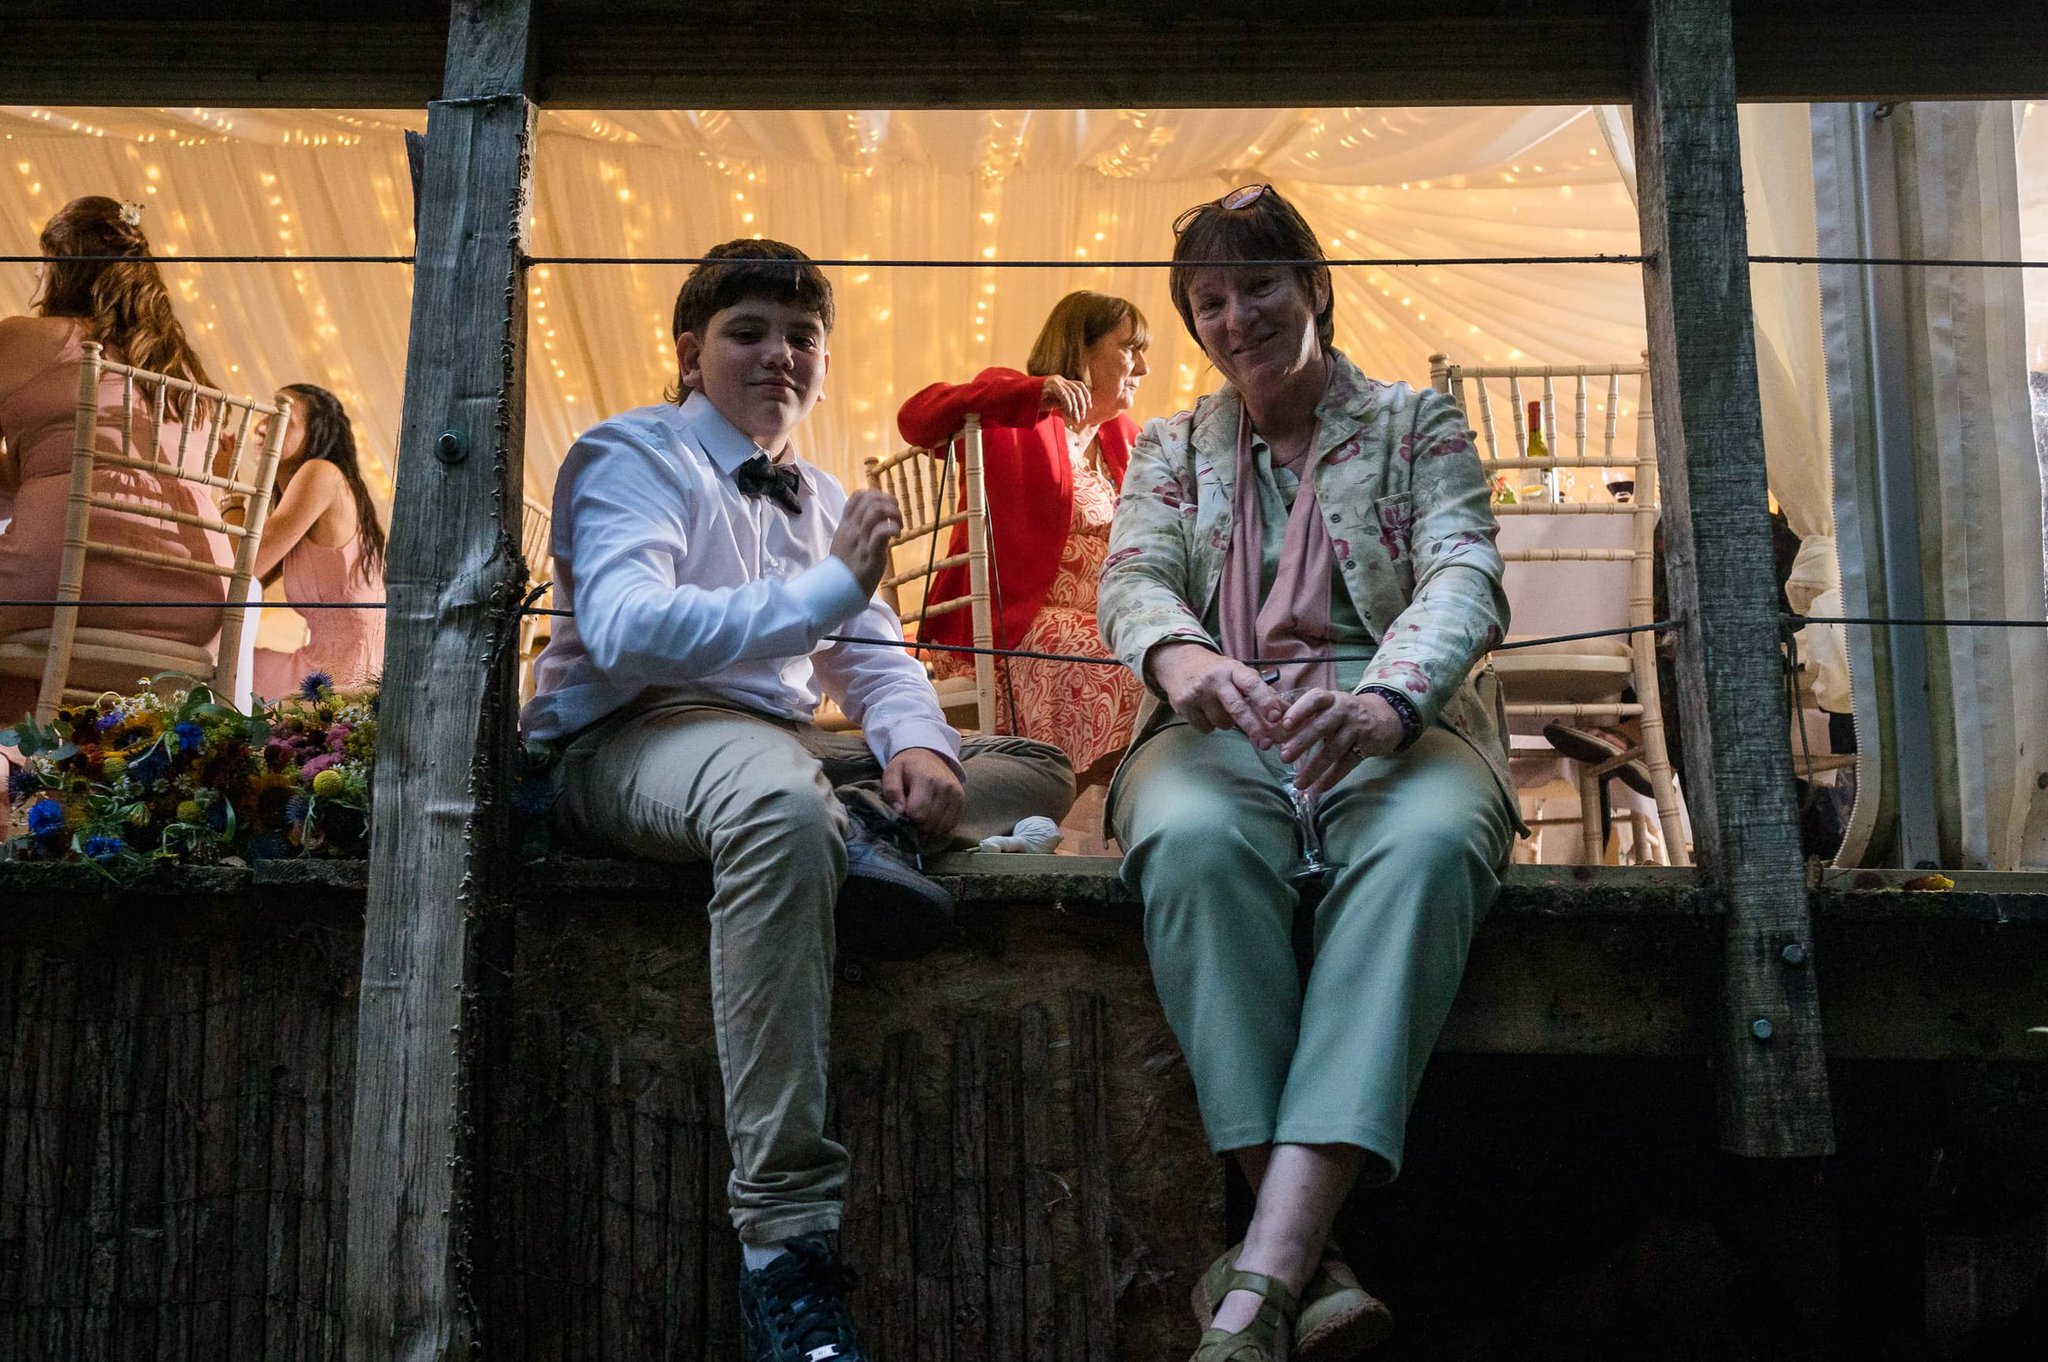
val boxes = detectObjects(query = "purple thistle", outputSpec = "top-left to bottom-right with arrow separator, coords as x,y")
298,671 -> 333,701
284,793 -> 310,826
7,762 -> 41,804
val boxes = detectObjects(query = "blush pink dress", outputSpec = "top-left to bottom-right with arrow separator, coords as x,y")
0,323 -> 232,721
252,532 -> 385,698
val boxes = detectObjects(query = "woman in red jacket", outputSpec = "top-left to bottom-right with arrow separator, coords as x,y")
896,291 -> 1150,789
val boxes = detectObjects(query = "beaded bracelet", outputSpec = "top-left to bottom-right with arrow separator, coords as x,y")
1361,684 -> 1425,751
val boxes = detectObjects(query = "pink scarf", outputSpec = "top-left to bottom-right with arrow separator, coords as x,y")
1218,405 -> 1337,697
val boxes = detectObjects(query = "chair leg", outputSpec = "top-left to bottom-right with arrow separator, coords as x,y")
1578,766 -> 1605,865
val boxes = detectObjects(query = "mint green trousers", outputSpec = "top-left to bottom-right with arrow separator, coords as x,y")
1111,722 -> 1512,1184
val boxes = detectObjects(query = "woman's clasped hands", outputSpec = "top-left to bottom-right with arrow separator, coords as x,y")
1147,641 -> 1404,796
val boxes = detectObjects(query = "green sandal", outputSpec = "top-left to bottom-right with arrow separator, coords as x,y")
1194,1244 -> 1393,1361
1189,1267 -> 1299,1362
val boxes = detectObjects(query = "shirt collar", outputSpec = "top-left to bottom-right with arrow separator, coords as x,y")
676,390 -> 777,476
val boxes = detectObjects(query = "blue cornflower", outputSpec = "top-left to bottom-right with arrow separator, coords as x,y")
95,710 -> 123,732
82,834 -> 125,864
298,671 -> 333,701
7,762 -> 41,804
128,744 -> 169,786
172,721 -> 205,753
26,798 -> 65,840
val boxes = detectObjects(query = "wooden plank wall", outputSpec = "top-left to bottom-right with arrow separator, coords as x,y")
0,891 -> 1218,1361
0,912 -> 360,1360
480,900 -> 1213,1361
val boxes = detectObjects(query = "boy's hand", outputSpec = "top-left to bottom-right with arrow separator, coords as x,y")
831,490 -> 903,597
882,748 -> 965,837
1038,375 -> 1090,429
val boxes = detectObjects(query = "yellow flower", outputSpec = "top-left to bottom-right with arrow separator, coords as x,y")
127,804 -> 150,827
101,755 -> 127,780
175,799 -> 203,824
311,769 -> 346,799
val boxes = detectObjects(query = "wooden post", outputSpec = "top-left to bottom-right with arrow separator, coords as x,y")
344,2 -> 535,1356
1631,0 -> 1833,1157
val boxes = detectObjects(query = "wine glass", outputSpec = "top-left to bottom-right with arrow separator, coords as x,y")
1273,686 -> 1332,887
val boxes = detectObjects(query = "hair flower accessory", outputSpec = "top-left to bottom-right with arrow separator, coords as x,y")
118,200 -> 145,226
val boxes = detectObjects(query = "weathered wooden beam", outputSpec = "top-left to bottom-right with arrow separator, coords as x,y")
342,1 -> 535,1357
2,1 -> 2046,107
1631,0 -> 1832,1159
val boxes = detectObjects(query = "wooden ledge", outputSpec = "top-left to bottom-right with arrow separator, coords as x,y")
6,855 -> 2048,924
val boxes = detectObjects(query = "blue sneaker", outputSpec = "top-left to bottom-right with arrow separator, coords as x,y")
835,795 -> 955,960
738,1236 -> 866,1362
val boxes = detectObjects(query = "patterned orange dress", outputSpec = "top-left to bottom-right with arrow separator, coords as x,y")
933,436 -> 1142,788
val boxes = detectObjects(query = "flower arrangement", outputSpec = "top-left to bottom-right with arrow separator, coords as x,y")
3,671 -> 376,881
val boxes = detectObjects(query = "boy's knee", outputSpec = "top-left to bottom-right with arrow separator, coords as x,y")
720,778 -> 844,860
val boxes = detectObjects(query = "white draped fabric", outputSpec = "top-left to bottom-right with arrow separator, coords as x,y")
3,105 -> 2040,861
1814,102 -> 2048,870
1,104 -> 1661,506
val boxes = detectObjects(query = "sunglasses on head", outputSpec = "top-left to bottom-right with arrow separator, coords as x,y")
1173,183 -> 1274,236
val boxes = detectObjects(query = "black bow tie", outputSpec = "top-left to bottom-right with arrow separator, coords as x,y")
734,453 -> 803,516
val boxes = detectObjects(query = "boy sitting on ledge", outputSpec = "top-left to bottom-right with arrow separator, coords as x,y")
519,239 -> 1074,1362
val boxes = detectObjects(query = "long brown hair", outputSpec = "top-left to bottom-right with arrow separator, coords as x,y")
35,196 -> 216,409
278,383 -> 387,584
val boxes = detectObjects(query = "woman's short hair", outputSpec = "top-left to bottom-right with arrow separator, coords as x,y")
1025,291 -> 1149,383
1168,185 -> 1334,353
666,238 -> 835,403
36,195 -> 216,404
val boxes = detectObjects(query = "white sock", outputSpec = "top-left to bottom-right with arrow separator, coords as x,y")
741,1243 -> 787,1272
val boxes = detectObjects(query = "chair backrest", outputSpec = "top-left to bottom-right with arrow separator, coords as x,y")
863,414 -> 996,733
9,342 -> 288,723
515,495 -> 555,704
1428,353 -> 1661,646
520,494 -> 553,581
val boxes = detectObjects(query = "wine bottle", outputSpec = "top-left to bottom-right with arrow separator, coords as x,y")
1525,399 -> 1550,460
1522,399 -> 1551,501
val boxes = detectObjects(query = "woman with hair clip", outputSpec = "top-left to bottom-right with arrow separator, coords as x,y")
1100,185 -> 1518,1362
896,290 -> 1150,790
248,384 -> 387,696
0,195 -> 229,725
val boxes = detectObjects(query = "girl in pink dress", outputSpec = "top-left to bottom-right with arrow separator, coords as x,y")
250,384 -> 387,698
0,196 -> 227,727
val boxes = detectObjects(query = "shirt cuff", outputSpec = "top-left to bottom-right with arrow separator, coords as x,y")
869,720 -> 966,780
786,556 -> 872,631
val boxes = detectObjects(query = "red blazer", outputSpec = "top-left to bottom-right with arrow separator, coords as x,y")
896,367 -> 1136,653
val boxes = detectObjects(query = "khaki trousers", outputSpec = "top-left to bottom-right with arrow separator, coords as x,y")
553,698 -> 1073,1245
1111,722 -> 1511,1186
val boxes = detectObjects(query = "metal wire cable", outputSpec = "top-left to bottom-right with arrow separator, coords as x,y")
0,254 -> 415,265
4,599 -> 2041,669
10,251 -> 2044,270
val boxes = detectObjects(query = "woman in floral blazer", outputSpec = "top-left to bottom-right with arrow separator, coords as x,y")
1099,186 -> 1518,1362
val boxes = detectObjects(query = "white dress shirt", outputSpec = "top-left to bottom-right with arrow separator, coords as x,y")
519,393 -> 962,773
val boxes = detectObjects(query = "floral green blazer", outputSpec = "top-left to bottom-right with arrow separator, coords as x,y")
1098,350 -> 1516,808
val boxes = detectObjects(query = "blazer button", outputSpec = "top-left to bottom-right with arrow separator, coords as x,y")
1344,560 -> 1356,570
1329,511 -> 1343,523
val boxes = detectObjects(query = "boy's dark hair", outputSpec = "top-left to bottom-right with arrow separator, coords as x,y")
1168,185 -> 1335,352
667,239 -> 835,403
